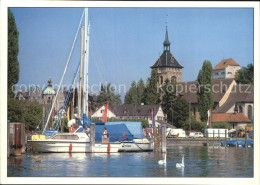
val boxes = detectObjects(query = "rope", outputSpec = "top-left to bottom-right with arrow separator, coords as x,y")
42,9 -> 85,134
54,61 -> 80,130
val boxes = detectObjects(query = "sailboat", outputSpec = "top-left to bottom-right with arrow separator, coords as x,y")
28,8 -> 121,153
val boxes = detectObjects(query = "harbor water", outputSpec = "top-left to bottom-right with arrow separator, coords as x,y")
8,146 -> 253,177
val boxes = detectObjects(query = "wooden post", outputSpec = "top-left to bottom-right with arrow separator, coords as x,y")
236,128 -> 238,148
90,123 -> 95,153
206,129 -> 208,146
245,133 -> 248,148
21,123 -> 26,154
218,129 -> 220,143
224,129 -> 227,147
161,125 -> 166,153
7,122 -> 10,158
153,125 -> 157,151
13,123 -> 22,155
213,130 -> 215,146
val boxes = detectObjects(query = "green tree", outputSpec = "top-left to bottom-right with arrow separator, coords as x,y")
136,79 -> 145,104
124,81 -> 138,104
97,83 -> 122,106
8,9 -> 20,97
8,97 -> 24,123
24,101 -> 43,130
235,63 -> 254,84
144,69 -> 160,105
197,60 -> 213,122
161,79 -> 177,124
183,117 -> 206,133
124,79 -> 145,105
171,97 -> 189,128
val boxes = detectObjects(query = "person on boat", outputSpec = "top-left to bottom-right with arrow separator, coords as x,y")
102,127 -> 108,138
67,117 -> 79,133
123,132 -> 126,140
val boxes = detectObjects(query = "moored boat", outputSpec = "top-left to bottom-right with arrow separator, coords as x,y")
28,132 -> 121,153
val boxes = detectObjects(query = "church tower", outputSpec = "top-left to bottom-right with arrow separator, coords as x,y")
151,26 -> 183,85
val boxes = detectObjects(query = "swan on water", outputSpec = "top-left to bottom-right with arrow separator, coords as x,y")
158,152 -> 167,165
176,154 -> 185,168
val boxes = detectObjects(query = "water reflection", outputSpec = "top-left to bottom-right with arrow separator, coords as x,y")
8,146 -> 253,177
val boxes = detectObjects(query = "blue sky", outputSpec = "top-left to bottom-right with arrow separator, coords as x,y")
10,7 -> 253,99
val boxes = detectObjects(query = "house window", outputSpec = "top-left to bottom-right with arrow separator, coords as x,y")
101,109 -> 104,113
239,105 -> 243,113
215,73 -> 218,76
221,72 -> 225,75
123,110 -> 127,114
228,72 -> 232,74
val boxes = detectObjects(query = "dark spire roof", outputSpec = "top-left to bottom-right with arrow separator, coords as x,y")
163,26 -> 170,46
151,51 -> 183,68
151,26 -> 183,69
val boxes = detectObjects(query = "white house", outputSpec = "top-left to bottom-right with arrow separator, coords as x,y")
212,58 -> 241,79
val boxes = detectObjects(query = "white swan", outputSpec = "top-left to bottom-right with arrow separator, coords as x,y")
176,154 -> 185,168
158,152 -> 167,165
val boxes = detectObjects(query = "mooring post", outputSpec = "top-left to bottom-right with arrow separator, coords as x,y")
153,125 -> 157,151
206,130 -> 208,146
161,125 -> 166,153
236,128 -> 238,148
245,133 -> 248,148
218,129 -> 220,143
7,121 -> 10,158
90,123 -> 95,153
225,129 -> 227,148
213,130 -> 215,147
21,123 -> 26,154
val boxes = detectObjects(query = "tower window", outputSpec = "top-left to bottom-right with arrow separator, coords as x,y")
159,76 -> 164,85
171,76 -> 177,83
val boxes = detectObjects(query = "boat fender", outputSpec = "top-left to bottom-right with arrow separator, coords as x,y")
107,143 -> 111,152
69,143 -> 73,151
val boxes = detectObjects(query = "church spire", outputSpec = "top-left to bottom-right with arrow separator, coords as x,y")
163,26 -> 170,51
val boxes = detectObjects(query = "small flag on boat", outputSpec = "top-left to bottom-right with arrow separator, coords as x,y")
207,108 -> 211,126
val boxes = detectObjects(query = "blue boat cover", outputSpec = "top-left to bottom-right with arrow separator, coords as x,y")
105,121 -> 143,139
83,113 -> 105,128
95,124 -> 133,142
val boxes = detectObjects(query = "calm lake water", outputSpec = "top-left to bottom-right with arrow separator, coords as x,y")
8,146 -> 253,177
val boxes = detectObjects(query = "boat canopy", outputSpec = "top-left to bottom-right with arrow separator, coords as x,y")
105,121 -> 143,139
95,124 -> 133,142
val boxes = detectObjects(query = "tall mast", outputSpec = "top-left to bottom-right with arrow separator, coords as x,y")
83,8 -> 90,116
78,26 -> 84,118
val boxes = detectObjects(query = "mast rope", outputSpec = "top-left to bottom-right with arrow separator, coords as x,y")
42,9 -> 85,134
54,61 -> 81,130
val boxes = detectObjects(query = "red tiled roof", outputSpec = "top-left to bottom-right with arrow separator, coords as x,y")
213,58 -> 240,71
212,113 -> 251,123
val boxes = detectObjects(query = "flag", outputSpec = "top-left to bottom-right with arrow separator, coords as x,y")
207,108 -> 211,126
102,103 -> 108,122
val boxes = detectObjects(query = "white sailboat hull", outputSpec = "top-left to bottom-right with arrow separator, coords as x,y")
119,138 -> 153,152
28,140 -> 121,153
